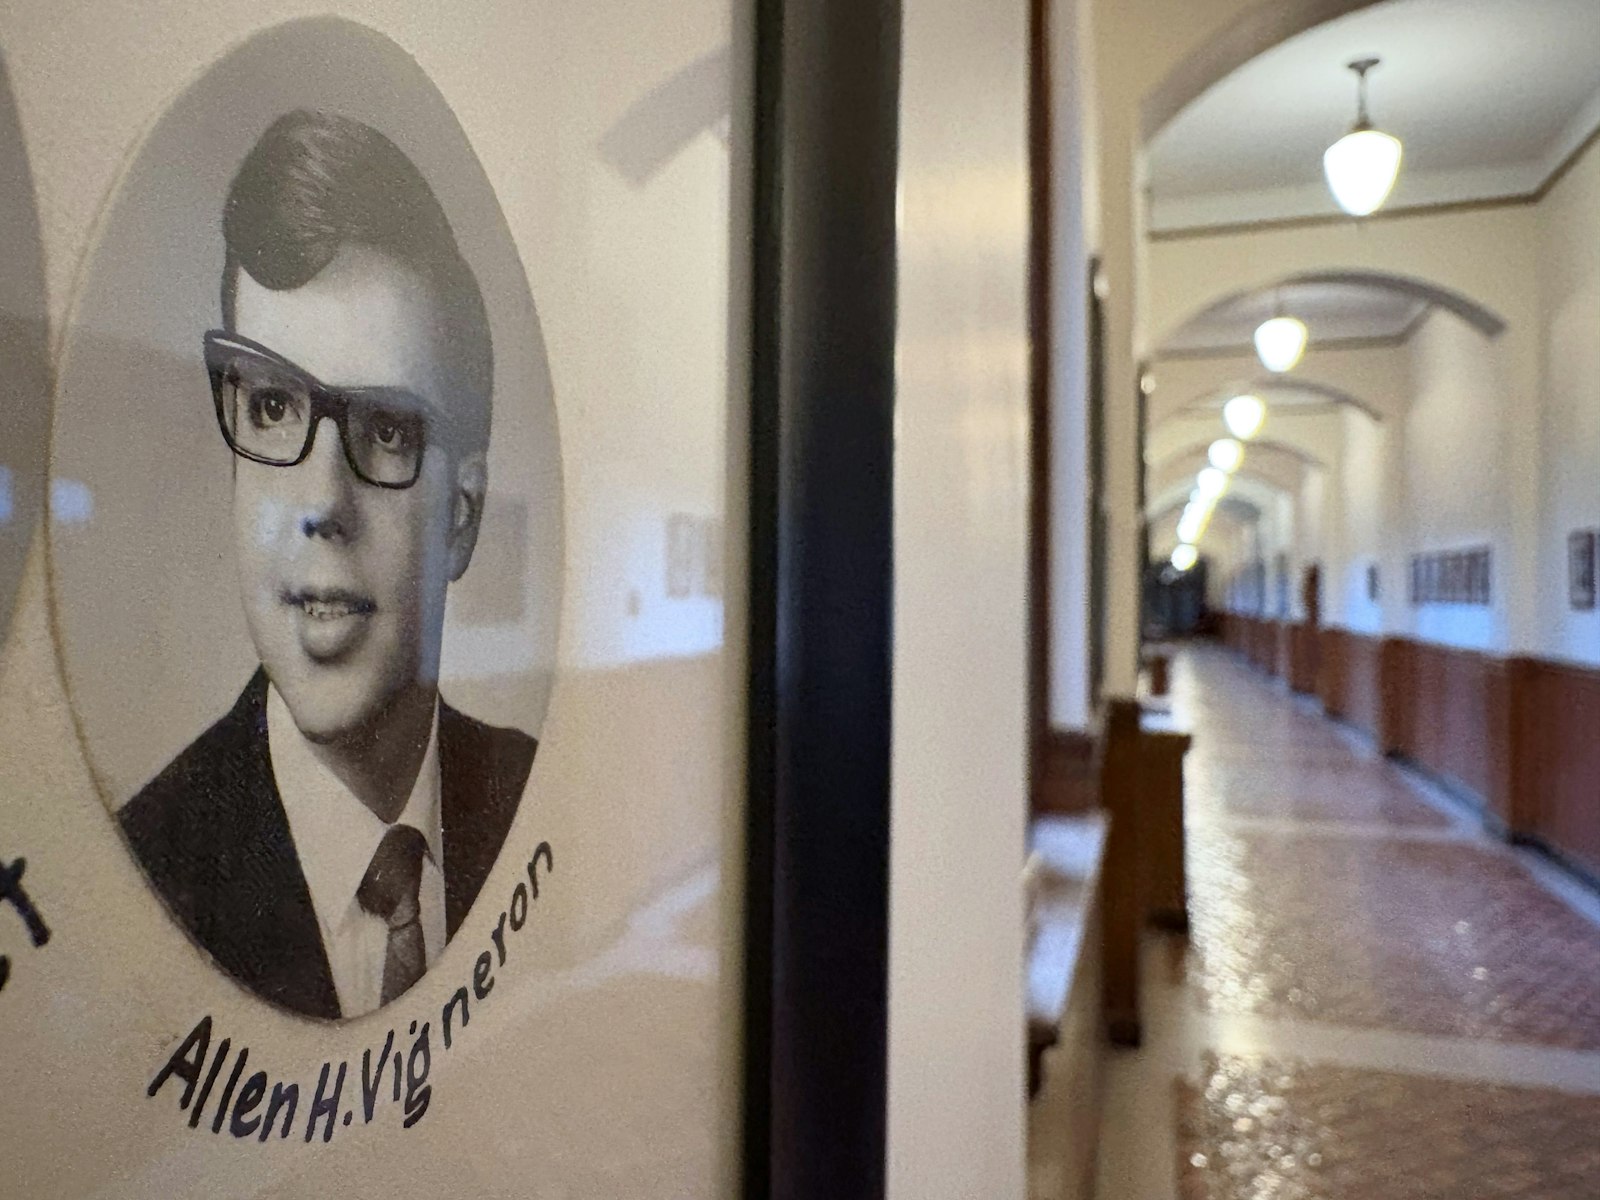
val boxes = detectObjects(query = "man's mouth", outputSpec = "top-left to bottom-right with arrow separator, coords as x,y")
281,587 -> 377,661
282,587 -> 377,619
284,588 -> 377,620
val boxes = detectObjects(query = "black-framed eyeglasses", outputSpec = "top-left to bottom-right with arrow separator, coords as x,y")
204,330 -> 447,489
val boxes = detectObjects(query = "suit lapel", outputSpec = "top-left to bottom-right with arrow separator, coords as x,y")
224,672 -> 342,1019
438,704 -> 485,938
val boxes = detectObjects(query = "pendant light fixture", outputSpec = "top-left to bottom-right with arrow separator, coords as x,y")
1224,393 -> 1267,440
1255,288 -> 1308,373
1323,57 -> 1403,217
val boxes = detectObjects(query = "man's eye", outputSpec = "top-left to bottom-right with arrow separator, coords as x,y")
248,387 -> 299,428
370,415 -> 417,452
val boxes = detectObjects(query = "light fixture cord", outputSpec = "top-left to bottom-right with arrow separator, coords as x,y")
1349,57 -> 1379,130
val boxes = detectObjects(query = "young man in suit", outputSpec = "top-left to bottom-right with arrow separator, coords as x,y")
120,110 -> 536,1021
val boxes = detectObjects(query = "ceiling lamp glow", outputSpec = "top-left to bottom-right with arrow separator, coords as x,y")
1197,466 -> 1229,500
1171,544 -> 1199,572
1223,393 -> 1267,440
1323,57 -> 1403,217
1254,315 -> 1308,373
1208,437 -> 1245,473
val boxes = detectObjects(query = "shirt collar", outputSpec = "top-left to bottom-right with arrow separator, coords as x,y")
267,683 -> 443,938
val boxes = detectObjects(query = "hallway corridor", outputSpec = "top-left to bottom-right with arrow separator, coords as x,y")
1093,645 -> 1600,1199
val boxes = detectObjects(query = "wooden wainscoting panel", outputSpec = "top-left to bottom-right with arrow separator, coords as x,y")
1392,640 -> 1512,819
1035,727 -> 1099,816
1273,621 -> 1293,681
1319,629 -> 1386,745
1379,635 -> 1412,757
1318,627 -> 1348,716
1288,623 -> 1319,695
1250,619 -> 1274,674
1518,656 -> 1600,875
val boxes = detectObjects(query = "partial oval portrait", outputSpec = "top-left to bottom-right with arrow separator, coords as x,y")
49,17 -> 563,1021
0,54 -> 50,645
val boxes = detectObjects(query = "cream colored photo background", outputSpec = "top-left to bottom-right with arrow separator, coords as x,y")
0,4 -> 747,1197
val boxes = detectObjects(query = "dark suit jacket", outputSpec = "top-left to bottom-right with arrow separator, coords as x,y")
119,669 -> 536,1019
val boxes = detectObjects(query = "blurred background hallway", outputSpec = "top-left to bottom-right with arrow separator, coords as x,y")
1075,646 -> 1600,1198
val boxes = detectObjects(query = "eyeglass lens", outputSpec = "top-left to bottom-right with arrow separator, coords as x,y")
216,351 -> 426,487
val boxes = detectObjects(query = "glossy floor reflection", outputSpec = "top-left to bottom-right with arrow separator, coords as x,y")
1177,1053 -> 1600,1199
1093,645 -> 1600,1200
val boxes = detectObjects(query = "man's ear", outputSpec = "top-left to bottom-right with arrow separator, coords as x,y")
447,453 -> 487,582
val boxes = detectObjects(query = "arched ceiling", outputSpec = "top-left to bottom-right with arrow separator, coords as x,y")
1150,449 -> 1308,506
1146,462 -> 1291,522
1160,377 -> 1381,424
1151,505 -> 1258,561
1146,0 -> 1600,234
1157,270 -> 1505,361
1148,435 -> 1322,475
1162,279 -> 1425,356
1146,341 -> 1407,427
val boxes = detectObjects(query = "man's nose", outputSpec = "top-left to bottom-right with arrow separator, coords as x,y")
295,417 -> 360,542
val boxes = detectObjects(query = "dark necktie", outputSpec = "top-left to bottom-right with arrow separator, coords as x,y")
357,824 -> 429,1006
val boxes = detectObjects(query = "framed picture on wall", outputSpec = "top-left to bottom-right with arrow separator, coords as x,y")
1570,531 -> 1597,610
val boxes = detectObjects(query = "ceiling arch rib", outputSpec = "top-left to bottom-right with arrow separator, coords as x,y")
1148,489 -> 1263,528
1162,271 -> 1507,351
1147,342 -> 1405,427
1150,451 -> 1305,505
1152,435 -> 1324,476
1159,378 -> 1382,425
1145,460 -> 1292,521
1140,0 -> 1386,145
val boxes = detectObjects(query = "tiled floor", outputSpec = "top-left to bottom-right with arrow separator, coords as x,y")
1177,1053 -> 1600,1199
1087,645 -> 1600,1200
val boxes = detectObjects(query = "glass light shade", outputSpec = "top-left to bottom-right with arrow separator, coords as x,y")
1197,466 -> 1228,499
1323,126 -> 1403,217
1224,393 -> 1267,440
1254,316 -> 1308,373
1171,544 -> 1199,572
1208,438 -> 1245,473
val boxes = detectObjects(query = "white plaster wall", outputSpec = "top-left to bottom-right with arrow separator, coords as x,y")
1332,406 -> 1387,634
1399,312 -> 1511,652
889,0 -> 1030,1193
1049,0 -> 1093,730
1536,127 -> 1600,667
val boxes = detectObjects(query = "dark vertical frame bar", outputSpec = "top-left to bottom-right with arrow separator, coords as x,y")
1136,357 -> 1151,635
1086,258 -> 1108,708
1027,0 -> 1053,804
744,0 -> 901,1198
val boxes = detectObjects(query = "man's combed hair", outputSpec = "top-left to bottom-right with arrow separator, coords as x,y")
221,109 -> 493,451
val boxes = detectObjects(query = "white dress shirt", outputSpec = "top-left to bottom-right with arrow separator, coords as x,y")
268,684 -> 446,1018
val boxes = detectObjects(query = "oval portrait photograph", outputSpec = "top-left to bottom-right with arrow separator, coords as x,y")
0,54 -> 49,646
48,18 -> 563,1022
